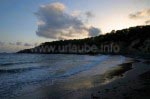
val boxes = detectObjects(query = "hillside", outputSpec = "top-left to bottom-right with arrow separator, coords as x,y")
18,25 -> 150,56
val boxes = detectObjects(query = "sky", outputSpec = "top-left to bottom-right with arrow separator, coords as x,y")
0,0 -> 149,52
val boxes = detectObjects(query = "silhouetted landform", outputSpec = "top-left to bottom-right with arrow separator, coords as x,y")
18,25 -> 150,56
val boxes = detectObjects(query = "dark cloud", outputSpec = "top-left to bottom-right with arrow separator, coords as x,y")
5,42 -> 34,47
9,42 -> 16,45
24,43 -> 33,47
85,11 -> 94,18
35,2 -> 101,39
9,42 -> 15,45
0,41 -> 5,46
129,9 -> 150,19
88,27 -> 101,37
16,42 -> 22,45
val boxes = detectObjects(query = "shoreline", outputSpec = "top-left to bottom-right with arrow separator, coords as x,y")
90,60 -> 150,99
62,58 -> 150,99
103,62 -> 133,78
2,55 -> 149,99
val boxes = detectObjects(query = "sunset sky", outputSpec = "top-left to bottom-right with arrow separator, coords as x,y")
0,0 -> 149,52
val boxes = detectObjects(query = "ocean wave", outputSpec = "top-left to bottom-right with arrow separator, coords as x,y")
0,66 -> 45,74
0,61 -> 38,67
61,55 -> 109,77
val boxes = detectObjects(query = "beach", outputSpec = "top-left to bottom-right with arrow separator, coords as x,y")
0,54 -> 149,99
63,59 -> 150,99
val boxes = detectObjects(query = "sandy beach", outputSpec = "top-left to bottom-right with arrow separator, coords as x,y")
63,59 -> 150,99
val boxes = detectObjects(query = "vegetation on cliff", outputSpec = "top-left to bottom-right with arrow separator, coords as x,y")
18,25 -> 150,55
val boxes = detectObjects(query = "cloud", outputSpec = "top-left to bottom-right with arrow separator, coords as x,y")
16,42 -> 22,45
34,43 -> 39,47
7,42 -> 34,47
129,8 -> 150,25
145,20 -> 150,25
35,2 -> 101,39
0,42 -> 35,53
0,41 -> 5,46
9,42 -> 15,45
24,43 -> 33,47
85,11 -> 94,18
88,27 -> 101,37
71,10 -> 81,17
9,42 -> 33,47
129,9 -> 150,19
